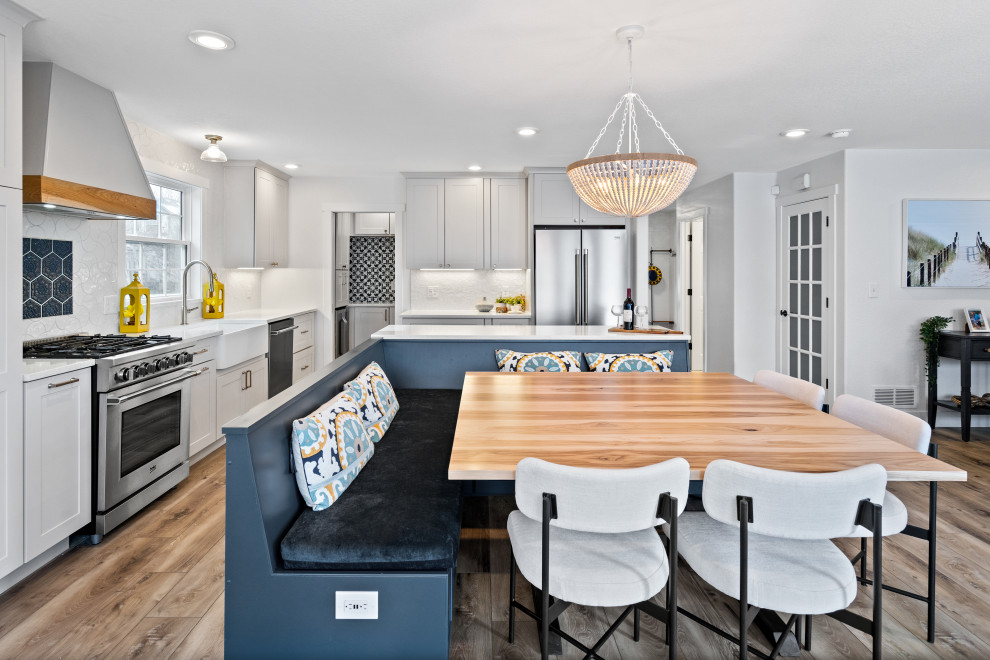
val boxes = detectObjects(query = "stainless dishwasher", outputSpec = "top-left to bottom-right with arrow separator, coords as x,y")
268,318 -> 297,397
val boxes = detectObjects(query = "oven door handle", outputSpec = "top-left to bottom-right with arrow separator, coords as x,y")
106,369 -> 199,405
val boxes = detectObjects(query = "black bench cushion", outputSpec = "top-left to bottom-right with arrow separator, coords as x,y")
280,389 -> 463,571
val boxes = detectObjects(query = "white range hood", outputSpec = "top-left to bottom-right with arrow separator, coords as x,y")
23,61 -> 155,220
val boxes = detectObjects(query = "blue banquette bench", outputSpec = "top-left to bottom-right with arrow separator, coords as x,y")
223,337 -> 689,659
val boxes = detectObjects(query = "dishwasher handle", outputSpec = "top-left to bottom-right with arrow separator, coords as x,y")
270,325 -> 299,336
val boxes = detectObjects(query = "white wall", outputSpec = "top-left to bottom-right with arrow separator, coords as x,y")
732,173 -> 777,381
678,175 -> 734,372
844,150 -> 990,424
287,175 -> 406,366
648,208 -> 678,325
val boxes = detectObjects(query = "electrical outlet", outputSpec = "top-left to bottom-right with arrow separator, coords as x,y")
427,286 -> 439,298
335,591 -> 378,619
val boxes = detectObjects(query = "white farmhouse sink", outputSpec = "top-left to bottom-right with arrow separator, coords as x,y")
214,321 -> 268,369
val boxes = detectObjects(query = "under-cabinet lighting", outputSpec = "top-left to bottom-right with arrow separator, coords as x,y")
237,267 -> 265,270
43,204 -> 56,209
418,268 -> 475,271
467,165 -> 482,171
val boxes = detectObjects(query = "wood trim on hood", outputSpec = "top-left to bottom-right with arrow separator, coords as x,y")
24,175 -> 156,219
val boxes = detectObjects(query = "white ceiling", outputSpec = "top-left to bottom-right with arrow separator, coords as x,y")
18,0 -> 990,186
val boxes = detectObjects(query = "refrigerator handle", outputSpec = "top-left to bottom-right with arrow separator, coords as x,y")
574,251 -> 582,326
582,250 -> 589,326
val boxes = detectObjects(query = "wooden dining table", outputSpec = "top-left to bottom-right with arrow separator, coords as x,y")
448,371 -> 967,482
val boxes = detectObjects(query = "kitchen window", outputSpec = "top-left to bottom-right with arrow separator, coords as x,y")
125,174 -> 202,297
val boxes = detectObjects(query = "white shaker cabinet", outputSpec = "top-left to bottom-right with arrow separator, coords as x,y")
216,355 -> 269,440
444,178 -> 485,269
405,178 -> 445,269
353,212 -> 394,235
223,161 -> 290,268
349,306 -> 394,347
531,172 -> 624,227
488,178 -> 528,269
0,5 -> 29,581
23,368 -> 91,562
291,312 -> 316,384
188,362 -> 217,458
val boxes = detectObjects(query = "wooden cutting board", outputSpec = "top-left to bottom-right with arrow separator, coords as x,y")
607,326 -> 684,335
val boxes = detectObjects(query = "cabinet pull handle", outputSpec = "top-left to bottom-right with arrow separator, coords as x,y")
248,370 -> 253,389
242,371 -> 249,391
301,329 -> 309,334
192,348 -> 209,355
48,377 -> 79,389
301,365 -> 310,370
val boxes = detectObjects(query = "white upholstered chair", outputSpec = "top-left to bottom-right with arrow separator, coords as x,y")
832,393 -> 938,642
753,369 -> 826,410
507,457 -> 689,660
675,459 -> 887,660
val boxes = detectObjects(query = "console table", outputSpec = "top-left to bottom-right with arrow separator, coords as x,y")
929,330 -> 990,442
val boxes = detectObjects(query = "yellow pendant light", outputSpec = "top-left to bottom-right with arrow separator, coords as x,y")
567,26 -> 697,217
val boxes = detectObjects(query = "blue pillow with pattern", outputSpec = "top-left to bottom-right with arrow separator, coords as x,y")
343,361 -> 399,442
495,349 -> 583,372
290,391 -> 374,511
584,350 -> 673,372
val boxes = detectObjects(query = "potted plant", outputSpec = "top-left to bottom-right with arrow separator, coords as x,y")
509,294 -> 525,313
920,314 -> 954,420
494,296 -> 510,314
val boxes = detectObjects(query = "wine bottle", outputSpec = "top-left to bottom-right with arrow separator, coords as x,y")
623,288 -> 634,330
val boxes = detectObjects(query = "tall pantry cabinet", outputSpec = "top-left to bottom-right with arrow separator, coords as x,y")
0,1 -> 35,581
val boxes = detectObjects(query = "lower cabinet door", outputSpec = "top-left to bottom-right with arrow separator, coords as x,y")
292,347 -> 315,383
216,367 -> 247,440
244,357 -> 269,410
23,368 -> 92,561
188,360 -> 217,458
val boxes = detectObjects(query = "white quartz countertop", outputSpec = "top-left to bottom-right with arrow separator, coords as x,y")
23,358 -> 95,382
221,307 -> 318,323
149,320 -> 267,341
400,309 -> 533,319
372,325 -> 689,341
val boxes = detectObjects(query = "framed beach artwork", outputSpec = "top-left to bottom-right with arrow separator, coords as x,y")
903,199 -> 990,288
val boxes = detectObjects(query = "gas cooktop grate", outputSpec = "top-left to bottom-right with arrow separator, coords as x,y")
22,334 -> 183,359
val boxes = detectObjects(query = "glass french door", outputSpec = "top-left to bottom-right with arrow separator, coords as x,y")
779,199 -> 831,394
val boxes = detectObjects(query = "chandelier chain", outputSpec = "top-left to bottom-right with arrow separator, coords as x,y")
615,99 -> 628,155
635,95 -> 684,155
584,96 -> 625,159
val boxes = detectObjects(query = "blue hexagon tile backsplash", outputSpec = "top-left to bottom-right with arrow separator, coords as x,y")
23,238 -> 73,318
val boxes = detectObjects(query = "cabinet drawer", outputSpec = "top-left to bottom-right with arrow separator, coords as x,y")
293,313 -> 315,352
970,340 -> 990,359
292,346 -> 315,383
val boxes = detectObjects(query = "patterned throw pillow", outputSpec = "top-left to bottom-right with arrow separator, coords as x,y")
290,391 -> 374,511
584,350 -> 674,372
495,349 -> 583,372
343,361 -> 400,442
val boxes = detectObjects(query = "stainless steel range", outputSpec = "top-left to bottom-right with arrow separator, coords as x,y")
24,334 -> 210,542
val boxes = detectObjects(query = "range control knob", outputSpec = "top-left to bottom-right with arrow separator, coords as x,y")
114,369 -> 130,383
130,366 -> 141,380
155,358 -> 168,371
179,352 -> 193,365
137,363 -> 150,377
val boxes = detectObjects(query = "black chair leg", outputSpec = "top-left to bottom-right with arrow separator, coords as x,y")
860,537 -> 868,579
508,552 -> 516,643
633,606 -> 640,642
872,506 -> 883,660
804,615 -> 812,650
927,478 -> 938,643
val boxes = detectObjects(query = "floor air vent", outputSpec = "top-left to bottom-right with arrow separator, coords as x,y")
873,387 -> 916,408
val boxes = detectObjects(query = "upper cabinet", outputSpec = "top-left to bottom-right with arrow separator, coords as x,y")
405,176 -> 527,270
0,9 -> 25,190
488,178 -> 527,269
224,161 -> 290,268
353,212 -> 394,235
531,172 -> 624,226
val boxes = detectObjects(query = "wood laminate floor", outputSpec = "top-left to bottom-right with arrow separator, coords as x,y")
0,429 -> 988,658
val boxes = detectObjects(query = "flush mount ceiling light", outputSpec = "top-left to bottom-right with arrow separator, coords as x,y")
781,128 -> 810,138
467,164 -> 482,171
188,29 -> 235,51
200,134 -> 227,162
566,25 -> 697,218
516,127 -> 540,137
828,129 -> 852,139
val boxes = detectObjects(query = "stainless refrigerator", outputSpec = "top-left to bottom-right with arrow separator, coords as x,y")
535,227 -> 630,325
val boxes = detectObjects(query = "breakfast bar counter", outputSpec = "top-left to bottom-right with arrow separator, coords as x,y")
372,324 -> 690,341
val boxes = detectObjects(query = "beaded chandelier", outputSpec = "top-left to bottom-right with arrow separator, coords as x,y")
567,26 -> 697,217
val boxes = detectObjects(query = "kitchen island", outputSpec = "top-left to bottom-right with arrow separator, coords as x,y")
372,324 -> 688,341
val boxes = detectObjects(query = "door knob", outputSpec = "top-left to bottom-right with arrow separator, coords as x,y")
780,310 -> 788,317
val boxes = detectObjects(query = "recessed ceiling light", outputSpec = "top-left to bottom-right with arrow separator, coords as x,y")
516,127 -> 540,137
781,128 -> 810,138
467,164 -> 482,171
284,163 -> 299,170
828,129 -> 852,139
188,30 -> 235,51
